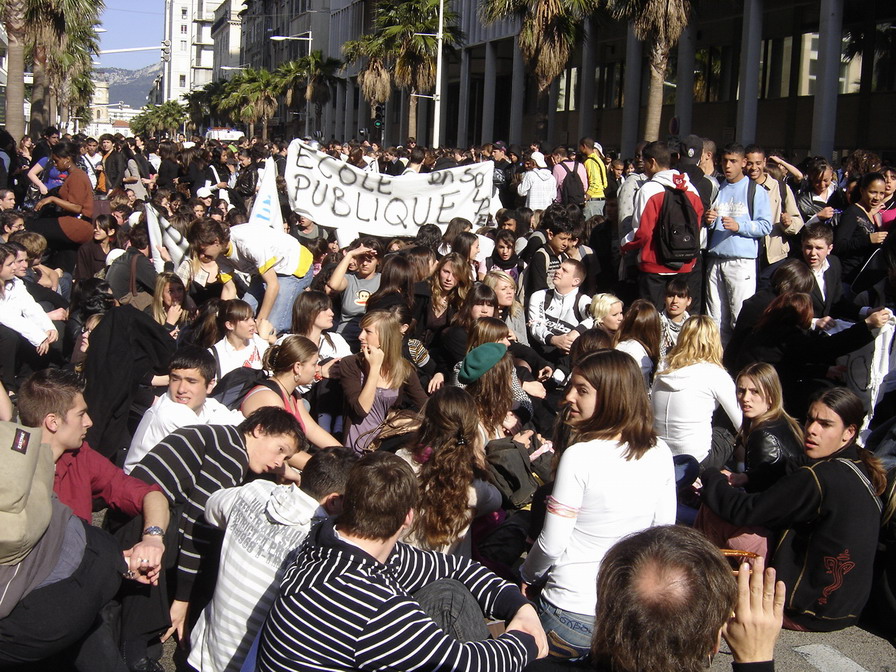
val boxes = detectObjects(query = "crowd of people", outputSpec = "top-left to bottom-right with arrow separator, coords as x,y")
1,125 -> 896,672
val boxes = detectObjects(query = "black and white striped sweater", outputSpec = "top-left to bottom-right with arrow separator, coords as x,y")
257,519 -> 537,672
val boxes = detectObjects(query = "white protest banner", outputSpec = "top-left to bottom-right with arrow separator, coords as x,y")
248,157 -> 283,232
145,204 -> 190,271
284,140 -> 493,237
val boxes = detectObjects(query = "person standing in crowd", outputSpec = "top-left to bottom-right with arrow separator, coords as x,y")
704,143 -> 772,346
580,137 -> 608,219
517,151 -> 556,211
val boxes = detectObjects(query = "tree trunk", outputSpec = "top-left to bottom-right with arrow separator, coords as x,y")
262,116 -> 268,140
30,48 -> 49,136
407,91 -> 418,140
643,42 -> 669,142
4,5 -> 27,141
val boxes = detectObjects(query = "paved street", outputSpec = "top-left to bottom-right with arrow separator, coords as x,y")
713,627 -> 895,672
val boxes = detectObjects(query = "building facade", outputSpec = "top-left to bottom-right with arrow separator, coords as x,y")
161,0 -> 218,102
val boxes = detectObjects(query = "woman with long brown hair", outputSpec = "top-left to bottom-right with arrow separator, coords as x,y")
339,309 -> 428,452
725,362 -> 803,492
400,387 -> 501,557
413,252 -> 473,346
519,349 -> 675,659
613,299 -> 661,387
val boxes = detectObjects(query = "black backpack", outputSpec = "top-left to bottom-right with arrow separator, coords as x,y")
655,183 -> 700,270
558,160 -> 585,207
209,348 -> 276,410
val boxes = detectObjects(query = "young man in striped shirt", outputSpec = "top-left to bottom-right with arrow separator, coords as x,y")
257,452 -> 548,672
116,406 -> 304,672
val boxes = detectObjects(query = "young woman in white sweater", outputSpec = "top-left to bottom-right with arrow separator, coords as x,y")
519,349 -> 676,660
651,315 -> 742,468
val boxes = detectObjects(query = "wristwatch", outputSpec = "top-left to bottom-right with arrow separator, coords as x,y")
143,526 -> 164,537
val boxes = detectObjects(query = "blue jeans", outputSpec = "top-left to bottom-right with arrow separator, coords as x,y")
537,597 -> 594,660
244,266 -> 313,334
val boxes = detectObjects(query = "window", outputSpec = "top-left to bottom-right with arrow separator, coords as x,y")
181,7 -> 188,19
180,40 -> 187,51
180,25 -> 188,34
179,75 -> 186,87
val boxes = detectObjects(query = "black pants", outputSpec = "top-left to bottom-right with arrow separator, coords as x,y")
28,218 -> 80,274
0,521 -> 127,671
0,324 -> 52,392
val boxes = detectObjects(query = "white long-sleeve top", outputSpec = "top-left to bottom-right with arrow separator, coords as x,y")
651,362 -> 742,463
0,278 -> 54,346
520,437 -> 676,616
526,287 -> 592,346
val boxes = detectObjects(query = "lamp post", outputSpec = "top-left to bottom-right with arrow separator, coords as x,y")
412,0 -> 444,148
271,31 -> 313,137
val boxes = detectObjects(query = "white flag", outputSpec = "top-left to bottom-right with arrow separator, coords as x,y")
248,157 -> 283,232
145,204 -> 190,271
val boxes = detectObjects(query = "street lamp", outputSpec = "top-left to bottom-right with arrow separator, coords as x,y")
412,0 -> 444,148
220,65 -> 249,70
270,32 -> 313,137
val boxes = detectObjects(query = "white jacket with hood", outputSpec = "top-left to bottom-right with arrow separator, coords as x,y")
651,361 -> 742,463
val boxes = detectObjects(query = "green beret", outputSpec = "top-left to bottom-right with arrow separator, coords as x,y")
458,342 -> 508,385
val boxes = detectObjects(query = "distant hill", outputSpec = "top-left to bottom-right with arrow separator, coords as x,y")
94,64 -> 162,109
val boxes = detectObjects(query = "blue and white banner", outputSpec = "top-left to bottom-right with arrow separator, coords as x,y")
146,204 -> 190,271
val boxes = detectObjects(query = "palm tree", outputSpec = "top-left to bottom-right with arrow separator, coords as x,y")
843,23 -> 896,92
481,0 -> 593,96
278,51 -> 342,135
25,0 -> 105,135
345,0 -> 462,139
607,0 -> 693,142
3,0 -> 28,140
221,68 -> 282,140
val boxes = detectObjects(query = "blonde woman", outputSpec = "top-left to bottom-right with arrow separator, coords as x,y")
339,309 -> 428,452
589,293 -> 624,337
726,362 -> 804,492
149,272 -> 192,336
651,315 -> 741,468
483,269 -> 529,346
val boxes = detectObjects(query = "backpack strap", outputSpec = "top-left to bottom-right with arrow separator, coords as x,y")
835,458 -> 883,513
747,178 -> 757,221
559,162 -> 572,175
210,346 -> 222,383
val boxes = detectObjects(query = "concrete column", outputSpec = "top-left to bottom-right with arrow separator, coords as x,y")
810,0 -> 844,158
546,79 -> 559,147
735,0 -> 763,144
358,95 -> 370,140
399,89 -> 409,145
578,18 -> 596,140
481,42 -> 497,144
344,80 -> 356,142
675,24 -> 696,137
620,24 -> 642,158
509,41 -> 525,145
334,81 -> 346,141
457,48 -> 470,147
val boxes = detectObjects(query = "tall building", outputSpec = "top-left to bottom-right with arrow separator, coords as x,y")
211,0 -> 243,80
161,0 -> 218,101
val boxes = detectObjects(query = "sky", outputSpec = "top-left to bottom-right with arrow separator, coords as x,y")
94,1 -> 165,70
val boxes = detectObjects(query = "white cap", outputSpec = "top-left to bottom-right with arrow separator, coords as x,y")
531,151 -> 548,169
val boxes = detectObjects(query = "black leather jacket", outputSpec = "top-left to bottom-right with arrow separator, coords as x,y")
744,418 -> 805,492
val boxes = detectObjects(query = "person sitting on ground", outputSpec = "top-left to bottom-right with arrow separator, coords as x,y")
208,299 -> 277,379
398,387 -> 502,558
724,362 -> 805,493
589,293 -> 624,338
651,316 -> 741,470
589,525 -> 784,672
613,299 -> 661,388
339,308 -> 428,453
240,335 -> 339,455
658,278 -> 692,360
189,447 -> 358,672
115,407 -> 304,669
256,451 -> 549,672
17,368 -> 170,586
124,346 -> 244,473
527,258 -> 592,362
700,387 -> 887,632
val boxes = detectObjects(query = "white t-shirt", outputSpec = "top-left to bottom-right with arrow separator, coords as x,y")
219,224 -> 312,281
124,392 -> 244,473
211,335 -> 270,379
520,437 -> 676,616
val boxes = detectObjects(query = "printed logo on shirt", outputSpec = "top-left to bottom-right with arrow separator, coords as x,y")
715,197 -> 748,220
355,289 -> 371,307
10,429 -> 30,454
818,549 -> 855,605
